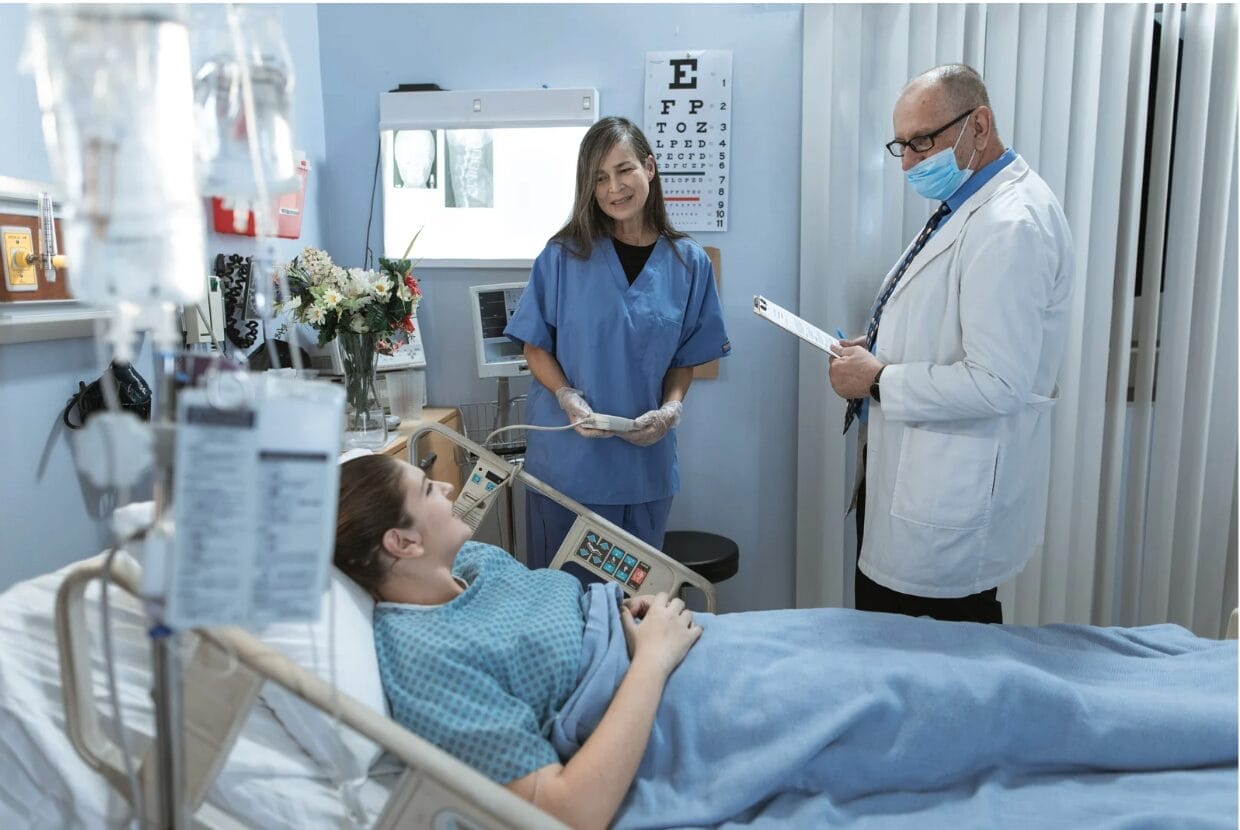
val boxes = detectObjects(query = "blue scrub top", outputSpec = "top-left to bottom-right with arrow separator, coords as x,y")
505,235 -> 730,504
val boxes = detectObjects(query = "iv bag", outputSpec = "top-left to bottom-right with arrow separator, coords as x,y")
193,7 -> 299,202
23,5 -> 206,316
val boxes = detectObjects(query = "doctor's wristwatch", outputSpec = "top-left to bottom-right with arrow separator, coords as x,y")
869,365 -> 886,403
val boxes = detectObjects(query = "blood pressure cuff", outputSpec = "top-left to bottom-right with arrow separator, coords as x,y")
62,361 -> 153,430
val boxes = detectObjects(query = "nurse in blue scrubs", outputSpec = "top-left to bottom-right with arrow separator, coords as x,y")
504,116 -> 731,569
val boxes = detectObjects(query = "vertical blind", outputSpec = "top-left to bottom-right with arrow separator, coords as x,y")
798,4 -> 1238,634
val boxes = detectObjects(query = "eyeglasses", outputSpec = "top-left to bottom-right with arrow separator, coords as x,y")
885,110 -> 973,158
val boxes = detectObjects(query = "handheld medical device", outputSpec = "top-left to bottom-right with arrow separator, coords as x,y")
752,294 -> 842,357
582,413 -> 637,432
470,282 -> 529,378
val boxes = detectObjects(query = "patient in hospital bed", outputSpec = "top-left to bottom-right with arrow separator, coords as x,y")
335,454 -> 1238,830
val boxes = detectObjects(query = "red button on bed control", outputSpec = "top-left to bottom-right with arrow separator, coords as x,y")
628,564 -> 650,587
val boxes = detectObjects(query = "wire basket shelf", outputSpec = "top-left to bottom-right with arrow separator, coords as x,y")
458,396 -> 527,456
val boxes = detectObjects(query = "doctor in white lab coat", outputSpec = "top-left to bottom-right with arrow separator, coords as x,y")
830,64 -> 1074,623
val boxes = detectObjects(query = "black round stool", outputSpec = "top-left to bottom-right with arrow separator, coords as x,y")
661,530 -> 739,584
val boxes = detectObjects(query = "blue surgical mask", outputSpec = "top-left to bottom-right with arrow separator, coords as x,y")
904,117 -> 977,201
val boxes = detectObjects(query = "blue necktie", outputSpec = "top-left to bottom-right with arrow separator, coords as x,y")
843,201 -> 951,434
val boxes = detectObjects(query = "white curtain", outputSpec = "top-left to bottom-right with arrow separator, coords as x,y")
797,4 -> 1238,634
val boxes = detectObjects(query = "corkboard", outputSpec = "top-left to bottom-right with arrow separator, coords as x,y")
693,245 -> 722,380
0,212 -> 70,302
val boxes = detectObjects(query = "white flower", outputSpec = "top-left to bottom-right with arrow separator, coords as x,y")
322,287 -> 343,308
397,282 -> 412,302
281,295 -> 302,313
349,315 -> 368,333
306,304 -> 327,325
300,247 -> 334,284
373,277 -> 392,298
342,267 -> 368,298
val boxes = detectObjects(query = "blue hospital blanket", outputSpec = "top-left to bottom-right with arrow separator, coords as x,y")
551,584 -> 1238,829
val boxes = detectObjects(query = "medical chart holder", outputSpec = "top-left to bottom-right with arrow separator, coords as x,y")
409,422 -> 717,611
752,294 -> 842,356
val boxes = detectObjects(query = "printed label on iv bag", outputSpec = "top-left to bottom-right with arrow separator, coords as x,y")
166,378 -> 344,628
644,49 -> 732,232
167,404 -> 258,625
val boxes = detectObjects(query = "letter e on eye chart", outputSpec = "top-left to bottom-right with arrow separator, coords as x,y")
644,50 -> 732,232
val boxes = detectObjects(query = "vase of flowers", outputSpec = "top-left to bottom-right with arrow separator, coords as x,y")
277,245 -> 422,449
335,328 -> 385,447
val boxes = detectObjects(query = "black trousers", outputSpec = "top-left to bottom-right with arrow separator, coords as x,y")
854,450 -> 1003,624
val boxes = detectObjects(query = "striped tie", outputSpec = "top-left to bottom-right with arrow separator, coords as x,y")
843,201 -> 951,434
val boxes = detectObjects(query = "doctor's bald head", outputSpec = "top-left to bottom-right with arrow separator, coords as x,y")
908,64 -> 991,115
891,63 -> 1005,171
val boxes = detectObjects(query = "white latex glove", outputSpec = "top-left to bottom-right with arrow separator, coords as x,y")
621,400 -> 682,447
555,386 -> 611,438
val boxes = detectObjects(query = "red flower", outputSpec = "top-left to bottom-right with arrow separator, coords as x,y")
402,315 -> 414,332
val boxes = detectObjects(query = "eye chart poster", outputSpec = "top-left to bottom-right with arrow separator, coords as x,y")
644,50 -> 732,232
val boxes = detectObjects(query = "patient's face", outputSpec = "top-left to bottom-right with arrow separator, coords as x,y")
399,461 -> 471,562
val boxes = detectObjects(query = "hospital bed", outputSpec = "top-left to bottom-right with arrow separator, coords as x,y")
0,426 -> 713,828
2,427 -> 1233,827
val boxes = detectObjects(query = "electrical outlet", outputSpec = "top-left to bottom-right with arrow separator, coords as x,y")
1,227 -> 37,292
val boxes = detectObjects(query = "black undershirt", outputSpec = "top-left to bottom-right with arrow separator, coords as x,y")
612,237 -> 657,285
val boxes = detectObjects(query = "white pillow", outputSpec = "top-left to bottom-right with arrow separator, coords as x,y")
111,490 -> 388,780
255,447 -> 386,777
254,566 -> 387,779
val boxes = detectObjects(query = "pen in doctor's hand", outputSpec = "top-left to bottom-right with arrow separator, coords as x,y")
827,328 -> 847,360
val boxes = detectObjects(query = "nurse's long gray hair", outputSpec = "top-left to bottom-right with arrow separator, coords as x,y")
552,116 -> 687,260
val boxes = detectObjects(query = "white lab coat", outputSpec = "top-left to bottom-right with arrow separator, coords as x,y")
860,155 -> 1074,598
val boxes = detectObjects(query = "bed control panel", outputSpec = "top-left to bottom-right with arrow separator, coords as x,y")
453,456 -> 512,532
549,516 -> 708,605
575,529 -> 653,590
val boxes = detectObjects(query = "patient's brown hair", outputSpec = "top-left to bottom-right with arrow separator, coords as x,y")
335,454 -> 412,597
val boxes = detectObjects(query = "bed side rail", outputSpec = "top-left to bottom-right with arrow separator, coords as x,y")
54,553 -> 137,798
410,421 -> 718,611
56,556 -> 568,830
55,554 -> 266,826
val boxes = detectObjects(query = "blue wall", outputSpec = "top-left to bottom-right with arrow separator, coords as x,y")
317,4 -> 804,611
0,5 -> 327,587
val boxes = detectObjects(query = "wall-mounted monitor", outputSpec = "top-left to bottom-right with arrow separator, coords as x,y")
379,88 -> 598,267
469,282 -> 528,378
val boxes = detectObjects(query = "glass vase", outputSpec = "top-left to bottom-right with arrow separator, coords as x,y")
337,330 -> 388,449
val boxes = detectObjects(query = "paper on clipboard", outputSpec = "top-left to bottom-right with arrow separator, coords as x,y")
752,295 -> 842,357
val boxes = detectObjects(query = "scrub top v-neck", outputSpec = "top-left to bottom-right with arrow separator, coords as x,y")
613,237 -> 657,285
504,235 -> 730,505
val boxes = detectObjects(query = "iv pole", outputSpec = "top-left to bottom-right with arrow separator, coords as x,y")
150,346 -> 187,828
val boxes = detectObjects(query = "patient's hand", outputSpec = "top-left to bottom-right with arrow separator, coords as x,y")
622,594 -> 655,619
620,592 -> 701,675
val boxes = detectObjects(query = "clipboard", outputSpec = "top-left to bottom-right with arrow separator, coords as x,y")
752,295 -> 842,357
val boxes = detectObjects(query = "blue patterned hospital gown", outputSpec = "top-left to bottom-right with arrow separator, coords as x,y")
374,542 -> 587,783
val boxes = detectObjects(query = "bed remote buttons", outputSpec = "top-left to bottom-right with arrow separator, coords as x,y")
576,530 -> 653,589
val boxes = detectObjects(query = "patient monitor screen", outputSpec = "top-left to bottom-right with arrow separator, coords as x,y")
471,282 -> 528,378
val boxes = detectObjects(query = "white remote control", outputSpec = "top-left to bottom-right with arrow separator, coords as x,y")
583,413 -> 637,432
